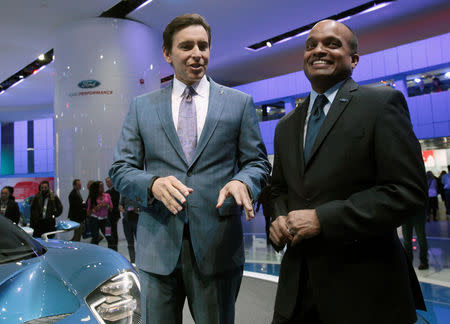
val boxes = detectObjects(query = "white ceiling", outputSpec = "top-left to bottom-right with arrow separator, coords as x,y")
0,0 -> 449,121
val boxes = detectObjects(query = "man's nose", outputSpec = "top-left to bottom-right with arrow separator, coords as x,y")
191,45 -> 201,58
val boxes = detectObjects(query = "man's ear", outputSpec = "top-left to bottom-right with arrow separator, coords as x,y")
162,47 -> 172,65
351,53 -> 359,69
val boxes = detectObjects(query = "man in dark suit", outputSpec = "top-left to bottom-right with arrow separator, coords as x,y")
1,187 -> 20,224
109,14 -> 270,324
269,20 -> 427,324
31,181 -> 63,238
68,179 -> 85,241
105,177 -> 120,251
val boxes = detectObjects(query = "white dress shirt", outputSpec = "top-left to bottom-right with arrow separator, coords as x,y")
303,80 -> 345,147
172,75 -> 210,142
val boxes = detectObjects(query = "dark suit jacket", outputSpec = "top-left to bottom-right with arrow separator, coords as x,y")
106,188 -> 121,222
271,78 -> 427,324
30,192 -> 63,238
2,200 -> 20,224
68,189 -> 85,222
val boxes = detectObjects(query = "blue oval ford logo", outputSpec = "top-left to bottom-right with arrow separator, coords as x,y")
78,80 -> 101,89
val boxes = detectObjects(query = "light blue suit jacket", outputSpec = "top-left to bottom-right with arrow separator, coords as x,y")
109,78 -> 271,275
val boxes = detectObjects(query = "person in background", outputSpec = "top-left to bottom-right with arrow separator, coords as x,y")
438,170 -> 447,215
119,195 -> 140,263
256,179 -> 273,245
426,171 -> 439,221
402,207 -> 429,270
432,77 -> 443,92
30,181 -> 63,238
0,187 -> 20,224
105,177 -> 120,251
87,181 -> 113,247
5,186 -> 15,202
68,179 -> 86,241
442,165 -> 450,218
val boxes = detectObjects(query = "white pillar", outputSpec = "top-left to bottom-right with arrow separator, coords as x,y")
54,18 -> 161,216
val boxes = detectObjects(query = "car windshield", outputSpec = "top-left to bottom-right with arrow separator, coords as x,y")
0,217 -> 46,265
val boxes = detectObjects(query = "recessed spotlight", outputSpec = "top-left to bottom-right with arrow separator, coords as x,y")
38,54 -> 45,61
266,41 -> 272,48
445,72 -> 450,78
19,75 -> 24,79
414,78 -> 421,83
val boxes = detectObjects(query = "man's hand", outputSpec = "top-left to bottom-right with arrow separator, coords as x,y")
286,209 -> 321,246
269,216 -> 293,249
151,176 -> 193,215
216,180 -> 254,220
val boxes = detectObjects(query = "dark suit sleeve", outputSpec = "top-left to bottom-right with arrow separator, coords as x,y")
53,196 -> 63,217
316,90 -> 427,241
271,122 -> 289,219
231,94 -> 271,200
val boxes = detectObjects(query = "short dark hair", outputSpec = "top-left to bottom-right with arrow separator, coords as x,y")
73,179 -> 81,186
163,13 -> 211,53
5,186 -> 14,195
39,180 -> 49,191
342,23 -> 358,55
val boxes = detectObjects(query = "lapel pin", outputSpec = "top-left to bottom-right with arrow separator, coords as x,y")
339,98 -> 349,103
219,90 -> 224,95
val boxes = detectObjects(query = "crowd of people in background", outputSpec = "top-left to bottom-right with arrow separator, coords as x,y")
0,177 -> 140,264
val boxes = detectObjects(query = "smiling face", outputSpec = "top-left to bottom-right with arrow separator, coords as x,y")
304,20 -> 359,93
163,24 -> 210,86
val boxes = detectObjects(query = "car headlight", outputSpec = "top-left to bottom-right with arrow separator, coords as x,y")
86,271 -> 141,324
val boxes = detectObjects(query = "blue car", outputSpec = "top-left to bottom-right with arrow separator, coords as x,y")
0,217 -> 141,323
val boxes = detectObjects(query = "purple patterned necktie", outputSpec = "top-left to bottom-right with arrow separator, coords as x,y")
177,86 -> 197,163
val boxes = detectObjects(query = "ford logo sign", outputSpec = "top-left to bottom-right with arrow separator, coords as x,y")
78,80 -> 101,89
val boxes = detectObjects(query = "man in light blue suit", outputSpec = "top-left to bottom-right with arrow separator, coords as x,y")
109,14 -> 271,324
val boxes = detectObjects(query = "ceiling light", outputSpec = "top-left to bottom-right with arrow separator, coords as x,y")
445,72 -> 450,78
0,90 -> 5,95
38,54 -> 45,61
414,78 -> 421,83
132,0 -> 154,13
10,79 -> 25,88
359,2 -> 393,15
19,75 -> 24,79
246,0 -> 395,52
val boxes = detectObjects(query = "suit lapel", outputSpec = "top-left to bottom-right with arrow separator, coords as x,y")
155,83 -> 188,165
190,78 -> 225,167
305,78 -> 358,169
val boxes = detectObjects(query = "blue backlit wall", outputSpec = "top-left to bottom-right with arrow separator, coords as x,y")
0,118 -> 54,176
235,33 -> 450,154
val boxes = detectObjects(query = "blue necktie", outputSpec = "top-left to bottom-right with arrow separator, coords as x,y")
177,86 -> 197,163
304,94 -> 328,163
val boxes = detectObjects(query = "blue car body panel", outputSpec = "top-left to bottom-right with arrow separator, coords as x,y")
0,239 -> 135,323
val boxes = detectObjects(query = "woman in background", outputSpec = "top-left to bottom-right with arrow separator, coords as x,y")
87,181 -> 113,247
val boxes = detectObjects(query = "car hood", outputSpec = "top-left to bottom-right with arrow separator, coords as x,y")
0,240 -> 133,323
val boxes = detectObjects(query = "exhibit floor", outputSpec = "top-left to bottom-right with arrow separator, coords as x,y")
81,216 -> 450,323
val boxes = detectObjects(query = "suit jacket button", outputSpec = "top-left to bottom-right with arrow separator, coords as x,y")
187,171 -> 192,177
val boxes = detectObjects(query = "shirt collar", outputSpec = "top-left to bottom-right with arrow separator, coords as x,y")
309,80 -> 345,108
173,75 -> 209,98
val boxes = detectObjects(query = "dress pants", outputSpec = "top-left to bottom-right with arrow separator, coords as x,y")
402,211 -> 429,265
139,225 -> 243,324
123,215 -> 138,263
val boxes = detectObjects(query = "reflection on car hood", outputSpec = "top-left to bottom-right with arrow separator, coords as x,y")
0,240 -> 133,323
